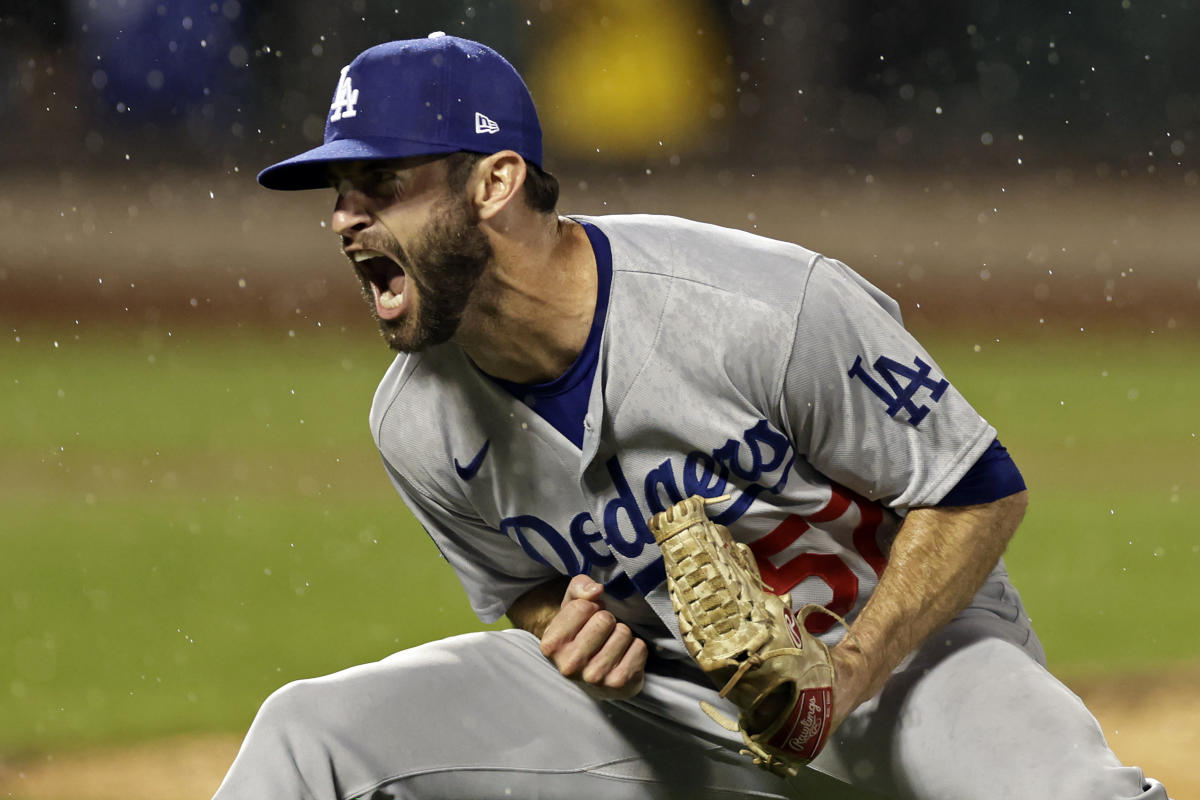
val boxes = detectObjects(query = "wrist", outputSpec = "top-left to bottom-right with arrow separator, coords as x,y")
830,637 -> 881,723
832,642 -> 870,685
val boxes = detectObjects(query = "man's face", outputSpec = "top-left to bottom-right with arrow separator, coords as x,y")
330,156 -> 493,353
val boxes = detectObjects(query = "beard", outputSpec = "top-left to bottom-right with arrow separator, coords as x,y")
357,192 -> 493,353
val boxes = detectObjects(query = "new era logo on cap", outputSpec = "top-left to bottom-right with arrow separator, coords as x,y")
475,112 -> 500,134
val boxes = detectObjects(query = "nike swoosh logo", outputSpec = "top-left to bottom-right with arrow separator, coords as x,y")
453,439 -> 491,481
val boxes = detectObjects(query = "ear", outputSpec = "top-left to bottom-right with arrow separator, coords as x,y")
470,151 -> 527,221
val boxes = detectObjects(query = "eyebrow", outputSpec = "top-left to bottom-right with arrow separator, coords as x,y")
331,155 -> 448,185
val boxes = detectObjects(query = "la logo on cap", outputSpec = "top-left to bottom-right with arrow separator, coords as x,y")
330,65 -> 359,121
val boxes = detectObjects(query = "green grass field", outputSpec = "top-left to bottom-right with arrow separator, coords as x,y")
2,322 -> 1196,755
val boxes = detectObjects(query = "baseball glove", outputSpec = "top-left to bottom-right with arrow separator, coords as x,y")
649,495 -> 836,776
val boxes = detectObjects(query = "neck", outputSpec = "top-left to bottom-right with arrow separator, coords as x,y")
455,215 -> 597,384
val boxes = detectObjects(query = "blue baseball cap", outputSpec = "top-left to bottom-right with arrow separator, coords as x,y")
258,33 -> 542,191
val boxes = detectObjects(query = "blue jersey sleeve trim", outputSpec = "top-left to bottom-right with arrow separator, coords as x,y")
936,438 -> 1026,507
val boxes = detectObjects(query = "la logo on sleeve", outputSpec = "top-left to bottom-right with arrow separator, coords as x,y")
329,65 -> 359,121
848,354 -> 949,426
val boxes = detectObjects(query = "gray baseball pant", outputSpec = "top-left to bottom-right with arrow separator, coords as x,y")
212,606 -> 1169,799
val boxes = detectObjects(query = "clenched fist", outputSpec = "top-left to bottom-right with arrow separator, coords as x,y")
536,575 -> 648,700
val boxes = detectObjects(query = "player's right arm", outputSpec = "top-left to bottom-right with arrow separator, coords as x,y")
380,454 -> 647,697
508,574 -> 649,700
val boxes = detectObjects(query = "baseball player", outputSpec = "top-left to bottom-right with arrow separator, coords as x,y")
215,34 -> 1171,799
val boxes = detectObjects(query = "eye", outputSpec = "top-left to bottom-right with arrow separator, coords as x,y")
365,170 -> 400,195
327,166 -> 403,199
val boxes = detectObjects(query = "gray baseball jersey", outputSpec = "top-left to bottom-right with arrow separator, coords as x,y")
370,213 -> 996,657
216,214 -> 1170,800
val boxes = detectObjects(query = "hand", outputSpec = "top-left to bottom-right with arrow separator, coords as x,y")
538,574 -> 648,700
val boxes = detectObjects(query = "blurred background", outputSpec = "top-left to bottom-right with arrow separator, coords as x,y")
7,0 -> 1200,169
2,1 -> 1197,797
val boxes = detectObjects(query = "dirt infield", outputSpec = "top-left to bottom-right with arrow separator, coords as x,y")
1,669 -> 1195,798
1079,668 -> 1200,796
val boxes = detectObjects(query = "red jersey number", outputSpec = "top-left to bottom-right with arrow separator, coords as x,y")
748,484 -> 888,634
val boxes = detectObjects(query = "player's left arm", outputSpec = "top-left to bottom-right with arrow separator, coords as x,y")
828,490 -> 1028,729
776,256 -> 1032,729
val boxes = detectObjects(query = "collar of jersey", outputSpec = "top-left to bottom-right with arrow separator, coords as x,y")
486,220 -> 612,398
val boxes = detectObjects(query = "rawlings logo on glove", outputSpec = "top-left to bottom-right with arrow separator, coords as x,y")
775,687 -> 833,761
649,495 -> 838,775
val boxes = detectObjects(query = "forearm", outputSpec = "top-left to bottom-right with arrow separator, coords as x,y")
506,575 -> 571,637
835,490 -> 1029,708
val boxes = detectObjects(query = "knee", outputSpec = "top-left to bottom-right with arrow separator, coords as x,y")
217,676 -> 337,792
249,677 -> 328,742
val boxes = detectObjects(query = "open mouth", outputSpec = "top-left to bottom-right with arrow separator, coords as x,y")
351,250 -> 409,319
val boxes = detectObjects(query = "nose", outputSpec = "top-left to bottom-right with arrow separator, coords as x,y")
331,188 -> 372,236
